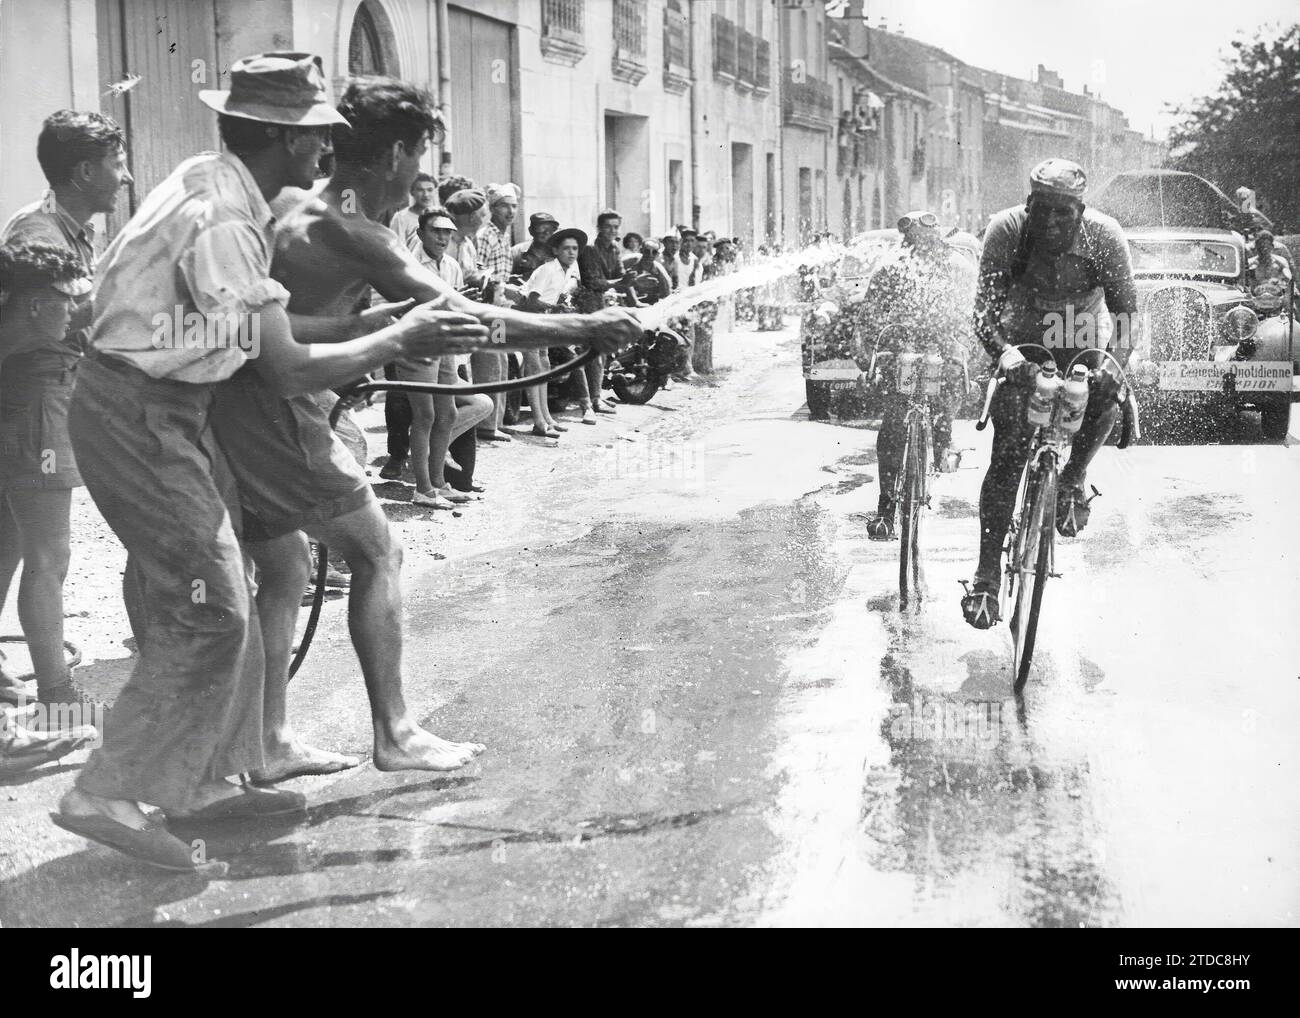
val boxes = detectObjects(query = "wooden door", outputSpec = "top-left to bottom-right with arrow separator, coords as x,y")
447,7 -> 515,191
97,0 -> 220,234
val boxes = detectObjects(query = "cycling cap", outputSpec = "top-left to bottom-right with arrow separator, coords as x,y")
1029,158 -> 1087,200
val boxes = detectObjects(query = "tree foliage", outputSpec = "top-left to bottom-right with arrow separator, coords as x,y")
1167,23 -> 1300,232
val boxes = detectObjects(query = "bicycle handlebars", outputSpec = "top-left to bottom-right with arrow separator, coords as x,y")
975,348 -> 1141,447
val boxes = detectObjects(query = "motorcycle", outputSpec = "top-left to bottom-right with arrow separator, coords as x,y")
509,288 -> 688,413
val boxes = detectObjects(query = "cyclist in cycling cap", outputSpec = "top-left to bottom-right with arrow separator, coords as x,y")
961,158 -> 1138,629
859,210 -> 974,540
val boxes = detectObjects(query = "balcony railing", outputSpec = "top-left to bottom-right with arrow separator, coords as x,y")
540,0 -> 586,66
782,76 -> 834,130
611,0 -> 647,84
754,37 -> 771,95
663,6 -> 690,93
736,28 -> 755,91
712,14 -> 736,81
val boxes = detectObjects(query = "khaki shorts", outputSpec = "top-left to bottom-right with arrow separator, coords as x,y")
211,367 -> 374,543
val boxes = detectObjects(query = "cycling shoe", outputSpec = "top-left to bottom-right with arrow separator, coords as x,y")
961,586 -> 1000,630
1056,484 -> 1098,537
866,513 -> 896,541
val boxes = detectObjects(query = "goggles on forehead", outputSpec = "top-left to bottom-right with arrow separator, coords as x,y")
897,211 -> 939,231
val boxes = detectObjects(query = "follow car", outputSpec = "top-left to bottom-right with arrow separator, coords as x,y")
1093,169 -> 1297,442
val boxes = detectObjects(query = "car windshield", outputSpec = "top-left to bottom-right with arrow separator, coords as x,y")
1128,239 -> 1240,277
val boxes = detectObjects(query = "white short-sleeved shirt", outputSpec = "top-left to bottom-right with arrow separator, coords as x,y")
416,247 -> 465,290
524,259 -> 579,305
89,151 -> 289,383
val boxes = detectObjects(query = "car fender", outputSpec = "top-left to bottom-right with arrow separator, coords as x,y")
1254,315 -> 1297,363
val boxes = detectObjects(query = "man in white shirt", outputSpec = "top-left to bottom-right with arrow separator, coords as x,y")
388,171 -> 437,253
56,53 -> 487,869
522,228 -> 582,309
415,208 -> 464,287
673,228 -> 700,288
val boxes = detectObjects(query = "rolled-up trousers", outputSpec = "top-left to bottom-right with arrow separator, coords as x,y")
68,356 -> 263,810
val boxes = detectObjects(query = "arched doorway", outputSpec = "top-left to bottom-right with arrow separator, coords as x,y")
348,0 -> 399,76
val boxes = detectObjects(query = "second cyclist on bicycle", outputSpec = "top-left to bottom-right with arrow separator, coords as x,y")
856,210 -> 975,540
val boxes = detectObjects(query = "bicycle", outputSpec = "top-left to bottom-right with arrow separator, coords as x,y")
972,344 -> 1140,692
864,323 -> 969,608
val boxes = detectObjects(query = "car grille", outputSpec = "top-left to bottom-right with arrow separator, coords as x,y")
1146,285 -> 1214,361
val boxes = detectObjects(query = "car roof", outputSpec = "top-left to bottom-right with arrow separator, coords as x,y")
1092,170 -> 1243,231
1125,228 -> 1242,243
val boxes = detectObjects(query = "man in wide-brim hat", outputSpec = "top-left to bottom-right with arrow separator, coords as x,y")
197,52 -> 351,126
53,52 -> 488,872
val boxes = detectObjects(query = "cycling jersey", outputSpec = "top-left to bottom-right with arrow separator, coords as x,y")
973,205 -> 1137,360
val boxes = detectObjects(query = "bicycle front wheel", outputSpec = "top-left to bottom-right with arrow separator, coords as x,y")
1010,460 -> 1055,692
898,412 -> 929,608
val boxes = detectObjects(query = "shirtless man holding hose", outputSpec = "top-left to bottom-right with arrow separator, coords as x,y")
211,76 -> 638,783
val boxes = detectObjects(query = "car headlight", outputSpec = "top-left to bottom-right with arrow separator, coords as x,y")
1221,305 -> 1258,343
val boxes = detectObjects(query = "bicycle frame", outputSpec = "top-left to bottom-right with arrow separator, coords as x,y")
872,323 -> 953,608
975,342 -> 1141,691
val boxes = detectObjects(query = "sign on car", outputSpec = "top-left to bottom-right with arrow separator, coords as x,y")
1157,360 -> 1292,392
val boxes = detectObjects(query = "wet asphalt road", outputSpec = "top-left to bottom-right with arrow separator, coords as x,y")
2,323 -> 1297,927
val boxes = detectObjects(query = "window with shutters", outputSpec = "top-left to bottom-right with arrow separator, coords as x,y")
541,0 -> 586,66
712,14 -> 736,82
663,1 -> 690,93
611,0 -> 648,84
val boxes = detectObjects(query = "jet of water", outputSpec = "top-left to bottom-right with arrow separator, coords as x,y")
635,238 -> 897,331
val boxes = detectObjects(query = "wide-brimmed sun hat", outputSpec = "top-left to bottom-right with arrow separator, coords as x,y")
550,227 -> 588,249
199,52 -> 348,127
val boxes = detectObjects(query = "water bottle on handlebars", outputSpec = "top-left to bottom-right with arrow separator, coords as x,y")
1058,364 -> 1090,435
893,350 -> 945,396
897,351 -> 921,392
1027,361 -> 1061,426
923,352 -> 944,397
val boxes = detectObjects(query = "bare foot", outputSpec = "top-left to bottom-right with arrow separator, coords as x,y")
250,741 -> 361,785
373,719 -> 484,772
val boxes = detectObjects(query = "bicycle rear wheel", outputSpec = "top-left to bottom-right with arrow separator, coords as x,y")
898,413 -> 929,607
1010,460 -> 1055,692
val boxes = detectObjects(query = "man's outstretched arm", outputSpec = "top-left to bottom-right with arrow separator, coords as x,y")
248,300 -> 485,396
359,226 -> 638,354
